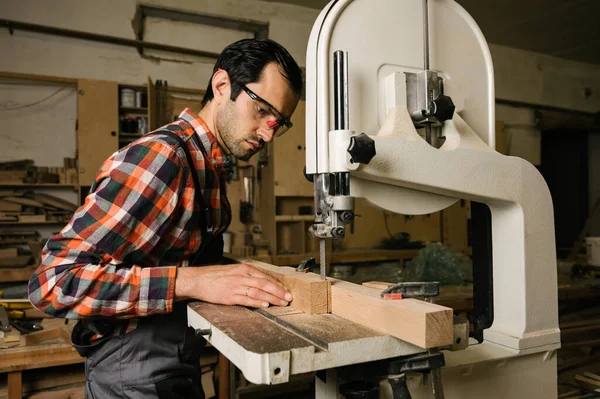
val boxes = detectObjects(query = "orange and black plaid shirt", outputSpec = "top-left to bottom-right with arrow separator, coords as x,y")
29,108 -> 231,337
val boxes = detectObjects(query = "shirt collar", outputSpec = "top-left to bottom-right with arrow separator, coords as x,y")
177,108 -> 226,169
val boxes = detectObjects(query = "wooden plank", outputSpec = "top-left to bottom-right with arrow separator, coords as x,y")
77,79 -> 118,186
0,343 -> 82,372
557,390 -> 581,399
330,279 -> 453,348
20,327 -> 70,346
0,248 -> 18,258
31,194 -> 77,212
17,215 -> 46,224
583,372 -> 600,382
0,201 -> 21,212
2,197 -> 44,208
0,255 -> 31,268
575,374 -> 600,388
0,267 -> 35,283
7,372 -> 22,399
231,257 -> 330,314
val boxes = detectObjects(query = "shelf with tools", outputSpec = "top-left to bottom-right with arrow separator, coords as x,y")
0,159 -> 80,291
118,84 -> 150,148
0,187 -> 78,224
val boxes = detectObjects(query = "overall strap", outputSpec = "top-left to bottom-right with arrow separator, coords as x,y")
146,129 -> 216,264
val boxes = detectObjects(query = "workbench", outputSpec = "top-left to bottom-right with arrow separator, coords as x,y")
0,319 -> 83,399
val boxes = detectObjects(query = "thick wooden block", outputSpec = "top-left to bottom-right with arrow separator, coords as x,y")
330,279 -> 453,349
232,258 -> 453,348
232,257 -> 331,314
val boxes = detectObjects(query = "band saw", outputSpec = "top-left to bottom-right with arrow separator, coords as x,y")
188,0 -> 561,397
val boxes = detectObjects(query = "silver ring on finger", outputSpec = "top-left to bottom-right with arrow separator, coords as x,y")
245,287 -> 251,297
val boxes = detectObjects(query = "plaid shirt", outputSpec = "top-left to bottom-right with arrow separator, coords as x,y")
29,108 -> 231,338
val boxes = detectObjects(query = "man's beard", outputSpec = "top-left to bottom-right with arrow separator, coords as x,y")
216,101 -> 260,161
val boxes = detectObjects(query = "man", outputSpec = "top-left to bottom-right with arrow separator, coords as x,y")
28,39 -> 303,399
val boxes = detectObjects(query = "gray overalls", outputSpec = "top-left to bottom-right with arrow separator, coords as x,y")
72,127 -> 228,399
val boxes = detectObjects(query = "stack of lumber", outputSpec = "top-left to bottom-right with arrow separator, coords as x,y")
0,247 -> 32,269
0,158 -> 78,185
0,247 -> 39,284
557,291 -> 600,397
0,231 -> 39,246
0,231 -> 42,283
0,190 -> 77,223
558,370 -> 600,398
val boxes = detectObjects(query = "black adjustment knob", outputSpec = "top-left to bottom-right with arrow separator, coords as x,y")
347,133 -> 376,165
429,95 -> 456,123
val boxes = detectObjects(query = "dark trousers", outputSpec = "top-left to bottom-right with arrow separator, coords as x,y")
80,304 -> 206,399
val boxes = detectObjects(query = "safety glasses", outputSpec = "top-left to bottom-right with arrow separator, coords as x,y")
240,85 -> 293,137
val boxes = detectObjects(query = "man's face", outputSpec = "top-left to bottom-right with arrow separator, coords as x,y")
216,63 -> 300,161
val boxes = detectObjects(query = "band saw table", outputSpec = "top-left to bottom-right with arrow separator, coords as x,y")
188,297 -> 429,386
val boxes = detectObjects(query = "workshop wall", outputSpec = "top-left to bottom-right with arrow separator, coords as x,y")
495,104 -> 540,165
0,83 -> 76,166
2,2 -> 599,166
0,0 -> 317,88
2,0 -> 600,250
0,0 -> 319,251
491,44 -> 600,113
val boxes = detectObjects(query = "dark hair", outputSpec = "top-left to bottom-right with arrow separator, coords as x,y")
201,39 -> 303,107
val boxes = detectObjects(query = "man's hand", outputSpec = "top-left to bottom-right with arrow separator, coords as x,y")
175,264 -> 293,308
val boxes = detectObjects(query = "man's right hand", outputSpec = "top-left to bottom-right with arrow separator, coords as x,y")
174,264 -> 293,308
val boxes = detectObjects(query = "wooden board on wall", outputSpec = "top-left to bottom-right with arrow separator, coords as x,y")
259,147 -> 277,255
341,199 -> 441,250
77,79 -> 118,186
147,77 -> 156,131
442,200 -> 471,253
273,100 -> 312,197
167,95 -> 203,122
